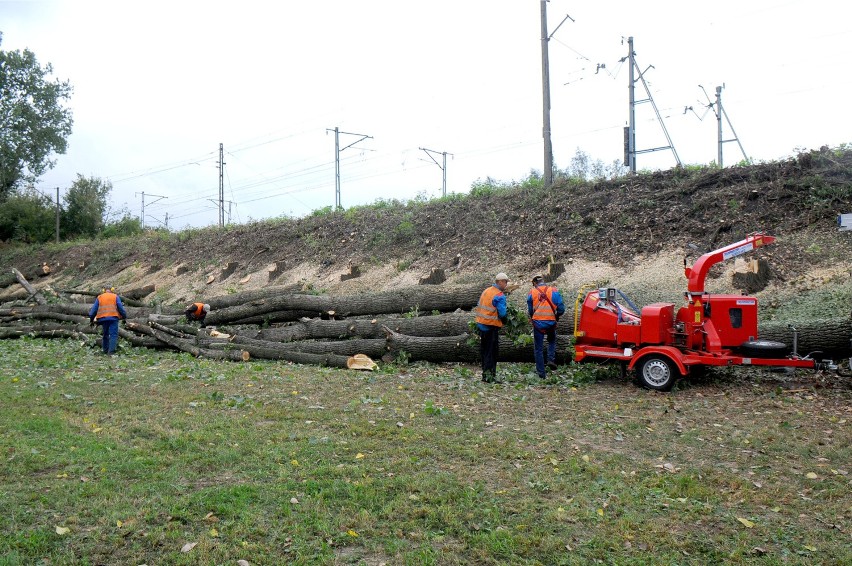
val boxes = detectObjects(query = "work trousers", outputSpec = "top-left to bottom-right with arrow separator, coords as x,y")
533,324 -> 557,377
99,319 -> 119,354
479,325 -> 500,379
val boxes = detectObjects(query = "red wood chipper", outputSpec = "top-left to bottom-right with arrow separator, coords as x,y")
572,232 -> 832,391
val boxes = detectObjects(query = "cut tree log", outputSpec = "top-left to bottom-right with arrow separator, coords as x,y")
204,283 -> 303,310
57,289 -> 146,307
205,282 -> 490,326
127,321 -> 248,361
253,312 -> 472,342
759,318 -> 852,356
382,327 -> 572,363
228,335 -> 387,358
11,268 -> 47,305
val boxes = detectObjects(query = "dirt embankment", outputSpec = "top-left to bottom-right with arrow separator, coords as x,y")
1,146 -> 851,310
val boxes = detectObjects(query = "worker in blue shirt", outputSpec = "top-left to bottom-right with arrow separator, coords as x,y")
475,272 -> 509,382
527,275 -> 565,378
88,285 -> 128,355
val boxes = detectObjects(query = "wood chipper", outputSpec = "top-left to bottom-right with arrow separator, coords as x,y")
572,232 -> 833,391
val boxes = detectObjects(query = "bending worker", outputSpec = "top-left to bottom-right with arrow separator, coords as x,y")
89,285 -> 127,355
527,274 -> 565,379
185,302 -> 211,328
475,272 -> 509,383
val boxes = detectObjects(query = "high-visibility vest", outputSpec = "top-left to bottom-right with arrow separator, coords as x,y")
475,286 -> 504,327
189,302 -> 205,317
95,292 -> 120,320
530,285 -> 557,322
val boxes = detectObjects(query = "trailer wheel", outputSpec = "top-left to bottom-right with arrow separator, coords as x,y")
637,355 -> 677,391
739,339 -> 788,358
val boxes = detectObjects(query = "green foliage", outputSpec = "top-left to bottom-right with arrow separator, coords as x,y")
469,177 -> 508,197
395,219 -> 415,238
467,302 -> 531,347
99,213 -> 143,239
0,188 -> 55,242
502,302 -> 532,346
61,174 -> 110,239
310,205 -> 334,217
423,399 -> 448,416
402,305 -> 421,319
0,41 -> 74,199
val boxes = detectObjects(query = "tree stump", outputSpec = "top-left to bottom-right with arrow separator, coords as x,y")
732,258 -> 771,294
268,261 -> 286,283
220,262 -> 239,280
340,264 -> 361,281
419,268 -> 446,285
544,260 -> 565,282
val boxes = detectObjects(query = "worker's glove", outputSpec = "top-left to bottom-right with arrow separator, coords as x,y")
89,319 -> 96,328
120,319 -> 126,327
499,316 -> 508,324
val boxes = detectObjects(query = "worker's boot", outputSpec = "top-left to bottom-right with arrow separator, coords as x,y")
546,361 -> 558,371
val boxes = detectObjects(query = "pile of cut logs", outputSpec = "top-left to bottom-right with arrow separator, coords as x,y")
2,268 -> 849,369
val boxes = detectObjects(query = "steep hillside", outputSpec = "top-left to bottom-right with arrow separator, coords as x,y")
2,146 -> 851,320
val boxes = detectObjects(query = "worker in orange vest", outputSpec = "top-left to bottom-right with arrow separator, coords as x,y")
88,285 -> 127,355
527,275 -> 565,379
475,272 -> 509,383
184,302 -> 211,328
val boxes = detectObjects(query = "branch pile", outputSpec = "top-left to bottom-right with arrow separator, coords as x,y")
0,269 -> 570,367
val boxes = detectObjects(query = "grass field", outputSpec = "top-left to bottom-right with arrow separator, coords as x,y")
1,338 -> 850,565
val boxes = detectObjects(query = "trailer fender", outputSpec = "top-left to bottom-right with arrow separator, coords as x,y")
627,347 -> 687,376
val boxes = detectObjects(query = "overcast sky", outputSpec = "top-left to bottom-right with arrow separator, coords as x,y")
2,0 -> 850,230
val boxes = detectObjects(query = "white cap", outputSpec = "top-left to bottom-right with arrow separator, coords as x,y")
495,272 -> 509,281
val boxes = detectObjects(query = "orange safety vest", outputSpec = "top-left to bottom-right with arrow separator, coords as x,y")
189,302 -> 205,317
530,285 -> 557,322
475,286 -> 504,328
95,292 -> 120,320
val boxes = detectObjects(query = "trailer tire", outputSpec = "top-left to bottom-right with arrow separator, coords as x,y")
636,355 -> 677,392
739,339 -> 788,358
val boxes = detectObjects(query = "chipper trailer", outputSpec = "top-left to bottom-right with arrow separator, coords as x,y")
572,232 -> 833,391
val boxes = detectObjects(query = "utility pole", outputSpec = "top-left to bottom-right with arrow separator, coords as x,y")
716,87 -> 723,167
540,2 -> 574,187
218,143 -> 225,228
54,187 -> 60,243
326,127 -> 373,209
626,36 -> 636,172
540,0 -> 553,187
623,36 -> 681,172
135,191 -> 168,230
419,147 -> 453,197
713,85 -> 748,168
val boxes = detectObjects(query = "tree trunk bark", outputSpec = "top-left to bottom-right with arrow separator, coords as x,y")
228,335 -> 387,358
205,282 -> 489,326
205,283 -> 303,309
11,267 -> 47,305
382,328 -> 572,363
126,321 -> 247,361
760,318 -> 852,356
254,312 -> 472,342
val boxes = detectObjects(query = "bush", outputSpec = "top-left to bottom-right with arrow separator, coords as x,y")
0,189 -> 55,243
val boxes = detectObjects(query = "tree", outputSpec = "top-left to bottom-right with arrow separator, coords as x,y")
61,174 -> 110,238
0,35 -> 74,200
0,188 -> 54,242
